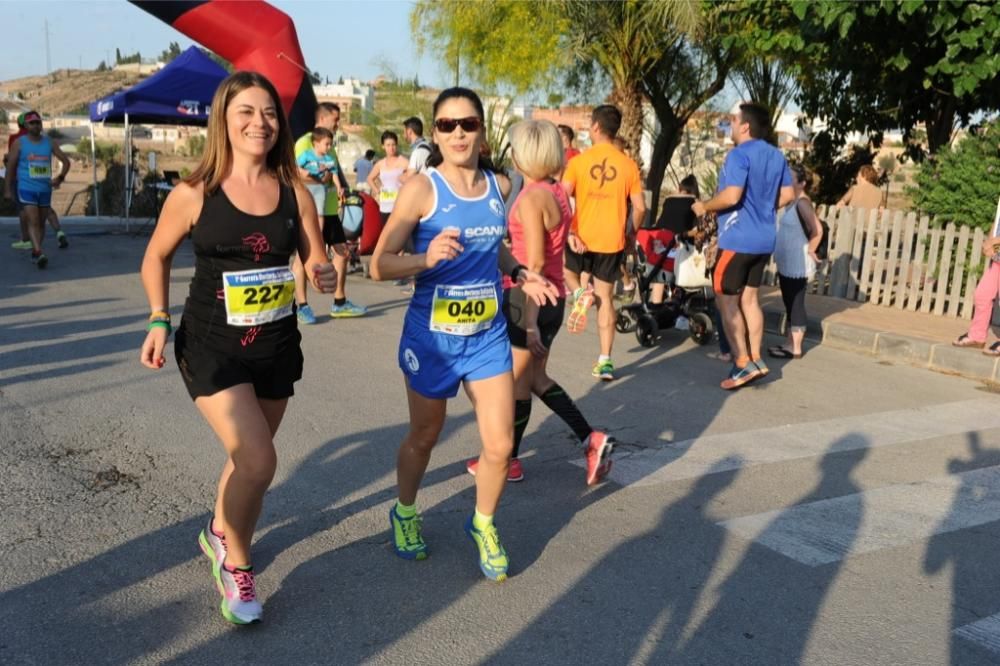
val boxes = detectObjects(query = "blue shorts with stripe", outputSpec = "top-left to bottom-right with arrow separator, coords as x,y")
398,320 -> 512,399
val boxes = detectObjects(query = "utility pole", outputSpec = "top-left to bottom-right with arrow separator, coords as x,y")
44,19 -> 52,80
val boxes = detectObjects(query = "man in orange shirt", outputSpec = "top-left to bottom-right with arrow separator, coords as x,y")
562,104 -> 646,380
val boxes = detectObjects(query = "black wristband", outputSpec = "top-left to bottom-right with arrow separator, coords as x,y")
510,264 -> 527,282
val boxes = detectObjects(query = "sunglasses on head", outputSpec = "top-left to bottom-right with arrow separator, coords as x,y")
434,117 -> 481,134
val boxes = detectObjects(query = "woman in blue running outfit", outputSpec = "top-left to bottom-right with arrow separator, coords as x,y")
371,87 -> 557,582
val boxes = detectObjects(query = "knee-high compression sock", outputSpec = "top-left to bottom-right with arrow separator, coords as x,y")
539,383 -> 592,444
511,399 -> 532,459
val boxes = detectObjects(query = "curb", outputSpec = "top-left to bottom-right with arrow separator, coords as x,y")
764,308 -> 997,383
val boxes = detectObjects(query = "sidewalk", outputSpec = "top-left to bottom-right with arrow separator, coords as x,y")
759,286 -> 999,383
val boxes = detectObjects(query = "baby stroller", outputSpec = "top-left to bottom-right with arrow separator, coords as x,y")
339,190 -> 383,276
616,237 -> 716,348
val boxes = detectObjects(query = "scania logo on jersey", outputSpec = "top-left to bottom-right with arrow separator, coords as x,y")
463,224 -> 506,242
489,198 -> 504,218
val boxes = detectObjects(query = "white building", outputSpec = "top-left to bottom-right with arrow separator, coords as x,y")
313,78 -> 374,113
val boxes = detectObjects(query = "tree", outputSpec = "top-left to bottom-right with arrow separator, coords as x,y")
910,121 -> 1000,229
96,60 -> 108,72
159,41 -> 182,63
412,0 -> 569,94
115,47 -> 121,65
732,0 -> 1000,159
639,7 -> 738,217
560,0 -> 700,165
730,57 -> 795,142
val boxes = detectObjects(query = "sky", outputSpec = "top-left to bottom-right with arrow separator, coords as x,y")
0,0 -> 446,86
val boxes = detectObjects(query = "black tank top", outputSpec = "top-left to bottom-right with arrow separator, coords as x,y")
180,182 -> 300,356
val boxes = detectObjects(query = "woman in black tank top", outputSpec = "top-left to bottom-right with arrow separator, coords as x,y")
139,72 -> 335,625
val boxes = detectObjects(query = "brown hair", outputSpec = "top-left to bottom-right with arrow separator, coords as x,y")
859,164 -> 878,184
185,71 -> 297,194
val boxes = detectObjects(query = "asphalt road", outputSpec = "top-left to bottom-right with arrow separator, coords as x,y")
2,226 -> 1000,665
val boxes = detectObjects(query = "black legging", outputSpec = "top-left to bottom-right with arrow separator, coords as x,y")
778,274 -> 808,329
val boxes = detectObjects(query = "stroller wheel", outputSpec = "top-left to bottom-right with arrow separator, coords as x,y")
688,311 -> 714,346
636,315 -> 659,348
616,309 -> 637,333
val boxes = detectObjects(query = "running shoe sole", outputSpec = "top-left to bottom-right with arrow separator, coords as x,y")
329,310 -> 367,318
720,366 -> 758,390
567,290 -> 595,333
585,436 -> 615,486
211,564 -> 260,625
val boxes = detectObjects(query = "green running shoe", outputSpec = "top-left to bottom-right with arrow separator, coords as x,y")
592,359 -> 615,381
390,504 -> 428,560
465,516 -> 509,582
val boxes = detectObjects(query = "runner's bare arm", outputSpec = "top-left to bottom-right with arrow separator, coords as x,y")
141,182 -> 202,311
367,159 -> 382,197
50,144 -> 71,185
139,182 -> 203,369
629,189 -> 647,234
692,186 -> 742,217
293,182 -> 336,293
3,142 -> 19,199
370,174 -> 437,281
495,172 -> 511,200
515,187 -> 552,349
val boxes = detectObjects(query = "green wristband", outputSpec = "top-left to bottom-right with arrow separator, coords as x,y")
147,320 -> 172,335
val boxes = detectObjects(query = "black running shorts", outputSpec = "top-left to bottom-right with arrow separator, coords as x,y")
564,246 -> 624,284
713,250 -> 770,296
174,326 -> 304,401
503,287 -> 566,350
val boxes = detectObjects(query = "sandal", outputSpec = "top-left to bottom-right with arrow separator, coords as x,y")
953,333 -> 985,348
768,346 -> 802,359
983,342 -> 1000,357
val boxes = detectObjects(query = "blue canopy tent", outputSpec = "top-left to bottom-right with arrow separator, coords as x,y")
88,46 -> 227,224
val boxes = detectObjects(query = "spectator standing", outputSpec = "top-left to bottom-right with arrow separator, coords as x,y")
692,102 -> 794,389
770,163 -> 822,359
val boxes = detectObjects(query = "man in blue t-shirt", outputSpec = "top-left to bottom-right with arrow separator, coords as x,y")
693,102 -> 794,389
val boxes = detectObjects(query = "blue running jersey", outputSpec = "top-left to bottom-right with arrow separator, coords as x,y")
16,135 -> 53,194
399,168 -> 512,399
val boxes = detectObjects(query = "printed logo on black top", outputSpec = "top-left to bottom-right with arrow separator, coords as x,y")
242,233 -> 271,262
590,158 -> 618,188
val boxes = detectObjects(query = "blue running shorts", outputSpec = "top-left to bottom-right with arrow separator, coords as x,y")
18,188 -> 52,208
398,322 -> 512,399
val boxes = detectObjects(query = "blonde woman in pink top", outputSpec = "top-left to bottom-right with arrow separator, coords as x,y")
466,120 -> 613,486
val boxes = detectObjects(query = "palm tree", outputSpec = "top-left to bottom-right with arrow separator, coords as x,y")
731,57 -> 797,143
561,0 -> 700,166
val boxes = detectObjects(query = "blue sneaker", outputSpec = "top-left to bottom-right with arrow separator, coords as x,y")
389,505 -> 428,560
330,300 -> 368,318
465,515 -> 509,582
720,363 -> 758,390
296,303 -> 317,324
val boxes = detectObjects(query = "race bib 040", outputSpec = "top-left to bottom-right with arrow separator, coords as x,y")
430,283 -> 498,336
222,267 -> 295,326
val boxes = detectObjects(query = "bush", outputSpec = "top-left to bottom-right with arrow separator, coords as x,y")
910,121 -> 1000,230
187,135 -> 205,157
76,138 -> 121,166
47,128 -> 65,140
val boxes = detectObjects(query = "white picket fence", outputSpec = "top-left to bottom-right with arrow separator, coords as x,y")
760,205 -> 987,320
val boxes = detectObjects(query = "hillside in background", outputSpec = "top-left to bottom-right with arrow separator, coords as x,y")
0,68 -> 146,117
